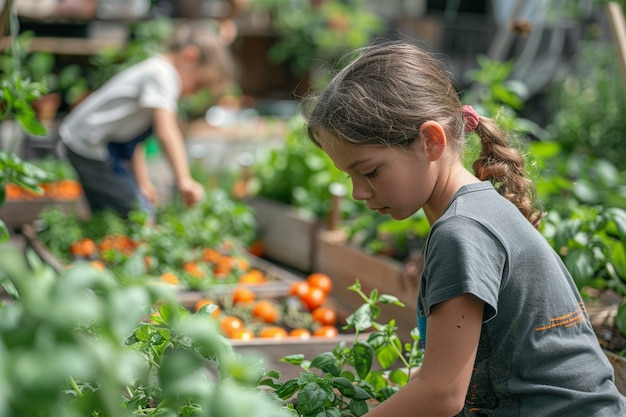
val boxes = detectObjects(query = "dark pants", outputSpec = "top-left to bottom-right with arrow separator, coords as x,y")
66,147 -> 154,218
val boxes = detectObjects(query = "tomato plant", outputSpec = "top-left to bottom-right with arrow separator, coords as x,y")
0,244 -> 289,417
258,280 -> 423,417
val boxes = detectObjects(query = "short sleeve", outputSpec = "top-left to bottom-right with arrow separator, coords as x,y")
420,216 -> 507,322
138,61 -> 180,112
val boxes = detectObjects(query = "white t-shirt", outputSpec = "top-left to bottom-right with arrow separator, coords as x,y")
59,55 -> 180,161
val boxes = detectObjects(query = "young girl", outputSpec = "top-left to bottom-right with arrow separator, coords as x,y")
59,22 -> 235,218
302,40 -> 626,416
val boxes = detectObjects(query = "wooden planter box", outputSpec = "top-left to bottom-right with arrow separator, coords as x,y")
19,223 -> 359,381
313,230 -> 421,344
246,197 -> 321,272
0,198 -> 88,231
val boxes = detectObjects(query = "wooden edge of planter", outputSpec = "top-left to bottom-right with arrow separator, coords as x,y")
21,223 -> 66,273
0,198 -> 89,230
244,197 -> 322,272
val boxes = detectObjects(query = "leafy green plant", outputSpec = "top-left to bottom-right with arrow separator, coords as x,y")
540,206 -> 626,295
544,39 -> 626,170
250,0 -> 386,77
0,243 -> 289,417
259,280 -> 423,416
251,116 -> 351,220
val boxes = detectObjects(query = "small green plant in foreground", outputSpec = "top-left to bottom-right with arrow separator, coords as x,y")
259,280 -> 423,417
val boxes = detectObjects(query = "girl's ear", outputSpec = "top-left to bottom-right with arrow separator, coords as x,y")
181,45 -> 201,63
419,121 -> 447,161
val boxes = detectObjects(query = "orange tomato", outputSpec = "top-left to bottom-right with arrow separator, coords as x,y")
312,307 -> 337,326
220,316 -> 244,337
289,328 -> 312,339
289,281 -> 310,298
70,237 -> 97,258
184,261 -> 204,278
238,269 -> 267,285
201,248 -> 222,263
231,328 -> 255,340
194,299 -> 220,316
160,272 -> 180,285
259,326 -> 288,339
89,260 -> 105,271
232,286 -> 255,304
301,286 -> 327,311
307,273 -> 333,294
252,300 -> 279,324
314,325 -> 339,338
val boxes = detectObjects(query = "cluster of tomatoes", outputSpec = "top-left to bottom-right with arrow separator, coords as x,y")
194,272 -> 340,341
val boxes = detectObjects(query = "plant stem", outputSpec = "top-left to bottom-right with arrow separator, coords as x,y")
69,376 -> 84,397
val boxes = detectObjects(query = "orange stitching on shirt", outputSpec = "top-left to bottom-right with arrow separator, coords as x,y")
535,308 -> 584,332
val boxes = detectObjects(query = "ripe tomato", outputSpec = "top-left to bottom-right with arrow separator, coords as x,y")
301,286 -> 327,311
289,328 -> 312,339
70,238 -> 97,258
160,272 -> 180,285
238,269 -> 267,285
289,281 -> 310,298
314,325 -> 339,338
307,273 -> 333,294
184,261 -> 204,278
220,316 -> 244,338
232,286 -> 255,304
231,328 -> 255,340
252,300 -> 279,324
259,326 -> 288,339
312,307 -> 337,326
194,299 -> 220,317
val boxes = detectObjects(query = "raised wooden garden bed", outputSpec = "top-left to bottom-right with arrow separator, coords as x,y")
18,223 -> 363,381
246,197 -> 321,272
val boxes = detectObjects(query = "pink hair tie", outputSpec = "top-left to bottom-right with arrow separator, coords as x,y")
463,105 -> 480,133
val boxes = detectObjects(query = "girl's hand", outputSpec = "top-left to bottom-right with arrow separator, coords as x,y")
178,178 -> 205,207
139,182 -> 159,205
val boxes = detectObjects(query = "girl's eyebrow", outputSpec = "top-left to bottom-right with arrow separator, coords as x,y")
347,158 -> 370,170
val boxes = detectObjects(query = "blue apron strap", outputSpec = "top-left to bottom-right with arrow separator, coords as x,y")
107,126 -> 154,173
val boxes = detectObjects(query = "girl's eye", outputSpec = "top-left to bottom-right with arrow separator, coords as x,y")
364,168 -> 378,178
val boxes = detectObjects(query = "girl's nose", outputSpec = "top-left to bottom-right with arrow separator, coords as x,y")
351,178 -> 373,201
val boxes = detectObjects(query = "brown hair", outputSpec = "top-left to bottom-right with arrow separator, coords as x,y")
167,21 -> 236,87
302,40 -> 541,227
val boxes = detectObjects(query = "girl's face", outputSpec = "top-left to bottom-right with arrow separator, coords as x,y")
317,131 -> 437,221
180,64 -> 220,97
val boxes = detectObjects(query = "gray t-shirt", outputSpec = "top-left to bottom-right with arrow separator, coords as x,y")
59,55 -> 180,161
418,181 -> 626,416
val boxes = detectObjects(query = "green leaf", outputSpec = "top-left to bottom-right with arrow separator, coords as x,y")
617,302 -> 626,337
331,377 -> 355,397
310,352 -> 341,377
297,382 -> 328,415
378,294 -> 404,307
349,398 -> 369,416
345,304 -> 373,332
375,338 -> 400,370
281,354 -> 305,365
388,368 -> 409,386
563,248 -> 597,288
275,379 -> 300,400
353,341 -> 373,380
351,385 -> 371,401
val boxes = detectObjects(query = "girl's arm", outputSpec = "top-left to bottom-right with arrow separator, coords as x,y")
152,107 -> 204,207
131,142 -> 158,204
366,294 -> 484,417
